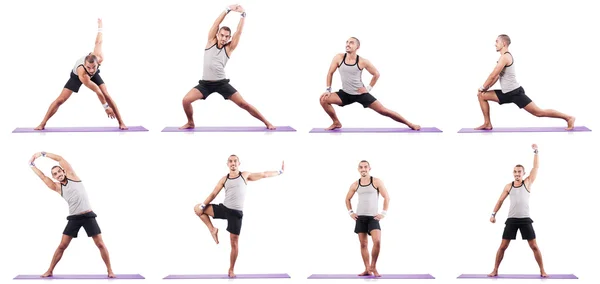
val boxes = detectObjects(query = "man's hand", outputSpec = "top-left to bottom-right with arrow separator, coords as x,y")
374,214 -> 385,220
532,144 -> 538,151
98,18 -> 103,29
105,107 -> 116,119
490,216 -> 496,223
350,213 -> 358,220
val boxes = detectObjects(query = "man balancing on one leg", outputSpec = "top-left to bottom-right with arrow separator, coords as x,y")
319,37 -> 420,131
475,34 -> 575,130
345,160 -> 390,277
180,5 -> 275,130
35,18 -> 127,130
193,155 -> 284,277
488,144 -> 547,277
29,152 -> 115,278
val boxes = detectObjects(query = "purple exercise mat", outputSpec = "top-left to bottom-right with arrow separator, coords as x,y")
308,274 -> 435,279
457,274 -> 578,279
14,274 -> 145,279
12,126 -> 148,133
458,126 -> 591,133
309,127 -> 442,133
162,126 -> 296,132
163,273 -> 291,279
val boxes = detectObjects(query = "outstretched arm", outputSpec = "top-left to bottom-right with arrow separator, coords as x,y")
246,161 -> 284,181
479,54 -> 510,91
490,184 -> 511,223
92,18 -> 104,64
29,154 -> 60,192
227,6 -> 246,52
208,5 -> 237,43
525,144 -> 539,187
200,176 -> 227,209
326,54 -> 342,92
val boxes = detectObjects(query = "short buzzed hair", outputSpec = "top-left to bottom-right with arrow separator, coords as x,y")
350,37 -> 360,47
85,54 -> 98,64
498,34 -> 511,46
514,164 -> 525,171
358,160 -> 370,167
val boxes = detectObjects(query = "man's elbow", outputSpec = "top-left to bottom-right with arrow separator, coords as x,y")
373,72 -> 381,79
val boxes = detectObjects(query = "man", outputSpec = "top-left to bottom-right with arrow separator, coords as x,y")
29,152 -> 115,278
319,37 -> 420,131
35,19 -> 128,130
180,5 -> 275,130
193,155 -> 284,277
488,144 -> 547,277
345,160 -> 390,277
475,34 -> 575,130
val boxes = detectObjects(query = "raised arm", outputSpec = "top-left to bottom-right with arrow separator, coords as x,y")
43,152 -> 80,181
345,181 -> 358,219
91,18 -> 104,64
374,178 -> 389,220
200,176 -> 227,209
490,183 -> 511,223
326,54 -> 343,92
246,161 -> 284,181
29,153 -> 60,192
479,54 -> 510,92
361,58 -> 380,91
208,5 -> 237,43
525,144 -> 539,188
227,5 -> 246,53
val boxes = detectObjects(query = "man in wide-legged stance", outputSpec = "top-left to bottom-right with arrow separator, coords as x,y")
35,19 -> 127,130
180,5 -> 275,129
29,152 -> 115,278
475,34 -> 574,130
345,160 -> 390,277
488,144 -> 547,277
319,37 -> 420,130
194,155 -> 284,277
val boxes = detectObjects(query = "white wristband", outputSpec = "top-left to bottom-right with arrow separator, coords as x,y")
225,7 -> 231,13
381,210 -> 387,216
41,151 -> 46,157
97,28 -> 103,33
348,209 -> 354,215
102,103 -> 109,110
30,162 -> 35,167
366,85 -> 373,92
200,203 -> 206,210
326,86 -> 332,93
278,170 -> 283,175
240,12 -> 246,18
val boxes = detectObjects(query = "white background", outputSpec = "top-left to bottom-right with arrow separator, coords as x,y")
0,0 -> 598,283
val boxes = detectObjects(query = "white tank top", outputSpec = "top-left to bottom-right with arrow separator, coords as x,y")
356,177 -> 379,216
60,178 -> 92,216
507,181 -> 530,218
223,172 -> 247,211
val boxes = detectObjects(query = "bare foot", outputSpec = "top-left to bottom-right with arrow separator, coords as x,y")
370,267 -> 381,277
487,271 -> 498,277
475,123 -> 493,130
326,122 -> 342,130
541,270 -> 548,278
566,116 -> 576,130
210,227 -> 219,244
265,123 -> 276,130
179,122 -> 195,129
41,271 -> 52,277
228,269 -> 236,278
358,270 -> 371,276
409,124 -> 421,131
108,271 -> 116,278
119,124 -> 128,130
34,124 -> 45,131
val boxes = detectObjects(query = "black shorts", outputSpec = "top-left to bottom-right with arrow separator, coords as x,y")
494,86 -> 532,109
502,217 -> 536,240
354,216 -> 381,235
194,79 -> 238,100
337,89 -> 377,108
64,70 -> 105,93
63,211 -> 101,238
211,203 -> 243,235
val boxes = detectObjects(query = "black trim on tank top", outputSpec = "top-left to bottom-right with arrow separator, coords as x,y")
504,52 -> 514,67
357,176 -> 379,193
342,53 -> 360,67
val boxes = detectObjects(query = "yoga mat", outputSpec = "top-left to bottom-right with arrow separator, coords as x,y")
164,273 -> 291,279
458,126 -> 591,133
162,126 -> 296,132
308,274 -> 435,279
457,274 -> 578,279
309,127 -> 442,133
13,126 -> 148,133
14,274 -> 145,279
